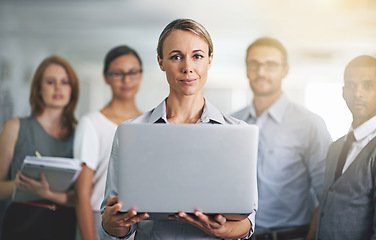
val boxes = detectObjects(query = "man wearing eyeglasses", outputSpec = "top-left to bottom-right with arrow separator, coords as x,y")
232,37 -> 332,240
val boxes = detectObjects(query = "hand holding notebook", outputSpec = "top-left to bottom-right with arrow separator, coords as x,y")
12,155 -> 81,201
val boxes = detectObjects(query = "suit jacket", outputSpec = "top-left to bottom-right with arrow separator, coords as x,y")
317,136 -> 376,240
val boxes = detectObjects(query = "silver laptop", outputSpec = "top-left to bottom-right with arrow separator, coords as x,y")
117,123 -> 258,220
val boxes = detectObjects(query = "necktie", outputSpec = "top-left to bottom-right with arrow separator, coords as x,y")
334,131 -> 355,181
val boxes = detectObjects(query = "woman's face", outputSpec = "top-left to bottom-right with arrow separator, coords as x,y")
40,63 -> 72,110
158,30 -> 213,98
105,54 -> 142,100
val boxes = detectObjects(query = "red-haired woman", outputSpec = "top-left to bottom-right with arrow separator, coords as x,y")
0,55 -> 80,240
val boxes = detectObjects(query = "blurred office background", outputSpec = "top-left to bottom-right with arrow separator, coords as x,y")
0,0 -> 375,140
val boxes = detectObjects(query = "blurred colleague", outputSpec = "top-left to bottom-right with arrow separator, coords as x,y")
99,18 -> 256,240
232,37 -> 332,240
0,55 -> 79,240
312,55 -> 376,240
74,45 -> 143,240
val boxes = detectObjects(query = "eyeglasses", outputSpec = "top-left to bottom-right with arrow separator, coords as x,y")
247,60 -> 282,72
106,69 -> 142,82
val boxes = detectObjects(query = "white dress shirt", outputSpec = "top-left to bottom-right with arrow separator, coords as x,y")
343,115 -> 376,173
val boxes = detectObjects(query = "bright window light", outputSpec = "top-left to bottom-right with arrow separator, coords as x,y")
305,82 -> 352,141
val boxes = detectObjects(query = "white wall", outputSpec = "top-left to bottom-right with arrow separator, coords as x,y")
1,0 -> 375,139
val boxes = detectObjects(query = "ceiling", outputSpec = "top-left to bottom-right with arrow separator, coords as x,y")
1,0 -> 375,64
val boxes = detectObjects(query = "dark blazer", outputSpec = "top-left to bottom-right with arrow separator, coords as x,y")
317,136 -> 376,240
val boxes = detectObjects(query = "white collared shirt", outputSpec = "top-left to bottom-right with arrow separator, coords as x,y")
343,115 -> 376,173
232,93 -> 332,231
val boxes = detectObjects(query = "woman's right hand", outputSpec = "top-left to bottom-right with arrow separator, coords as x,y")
15,170 -> 74,205
102,196 -> 150,237
15,170 -> 51,198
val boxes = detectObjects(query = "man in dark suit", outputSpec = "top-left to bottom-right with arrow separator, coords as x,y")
310,55 -> 376,240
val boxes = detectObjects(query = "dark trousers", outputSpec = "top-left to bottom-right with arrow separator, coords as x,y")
2,201 -> 76,240
251,225 -> 309,240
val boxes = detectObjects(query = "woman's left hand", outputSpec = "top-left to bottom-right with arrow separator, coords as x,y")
168,210 -> 229,237
16,170 -> 51,199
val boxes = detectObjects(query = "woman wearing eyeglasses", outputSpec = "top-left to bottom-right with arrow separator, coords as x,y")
74,46 -> 143,240
99,19 -> 255,240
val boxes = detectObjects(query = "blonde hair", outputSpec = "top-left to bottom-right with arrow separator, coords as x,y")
157,19 -> 213,59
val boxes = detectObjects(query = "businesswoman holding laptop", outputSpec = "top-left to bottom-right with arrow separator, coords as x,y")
100,19 -> 255,239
